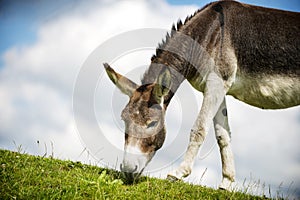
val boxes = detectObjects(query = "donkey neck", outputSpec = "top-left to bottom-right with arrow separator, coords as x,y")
141,54 -> 186,108
141,34 -> 211,108
141,2 -> 223,107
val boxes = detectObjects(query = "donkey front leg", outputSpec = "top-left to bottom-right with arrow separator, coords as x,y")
167,72 -> 227,181
213,98 -> 235,190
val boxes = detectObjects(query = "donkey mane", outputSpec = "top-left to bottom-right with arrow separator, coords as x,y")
150,2 -> 215,63
144,1 -> 233,87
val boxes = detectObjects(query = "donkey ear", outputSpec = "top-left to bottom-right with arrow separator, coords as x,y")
153,68 -> 171,103
103,63 -> 139,97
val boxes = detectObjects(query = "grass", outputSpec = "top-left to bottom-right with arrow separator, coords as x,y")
0,149 -> 268,200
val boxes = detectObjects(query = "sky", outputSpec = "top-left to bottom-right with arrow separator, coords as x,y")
0,0 -> 299,198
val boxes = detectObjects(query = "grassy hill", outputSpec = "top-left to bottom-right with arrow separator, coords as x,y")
0,149 -> 267,199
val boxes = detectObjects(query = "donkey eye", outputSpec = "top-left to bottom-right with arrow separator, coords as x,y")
150,104 -> 162,110
147,121 -> 158,128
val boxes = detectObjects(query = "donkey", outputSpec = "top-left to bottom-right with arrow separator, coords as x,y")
103,0 -> 299,189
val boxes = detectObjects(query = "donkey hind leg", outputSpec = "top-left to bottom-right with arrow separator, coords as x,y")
167,72 -> 227,181
213,98 -> 235,190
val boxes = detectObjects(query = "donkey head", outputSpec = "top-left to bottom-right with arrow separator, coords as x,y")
103,63 -> 171,182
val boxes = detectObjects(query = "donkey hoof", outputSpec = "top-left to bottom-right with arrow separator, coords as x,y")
218,177 -> 234,191
166,174 -> 180,182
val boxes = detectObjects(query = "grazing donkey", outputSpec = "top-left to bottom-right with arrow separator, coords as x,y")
104,0 -> 299,189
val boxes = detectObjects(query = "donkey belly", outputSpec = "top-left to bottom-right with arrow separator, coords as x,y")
228,74 -> 300,109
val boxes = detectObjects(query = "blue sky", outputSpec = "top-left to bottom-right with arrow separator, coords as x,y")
0,0 -> 72,54
0,0 -> 299,198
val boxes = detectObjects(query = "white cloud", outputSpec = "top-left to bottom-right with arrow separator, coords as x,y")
0,0 -> 299,198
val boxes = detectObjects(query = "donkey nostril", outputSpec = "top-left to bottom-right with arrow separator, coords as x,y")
120,163 -> 138,173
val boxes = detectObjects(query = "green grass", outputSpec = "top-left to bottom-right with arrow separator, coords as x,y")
0,149 -> 267,199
